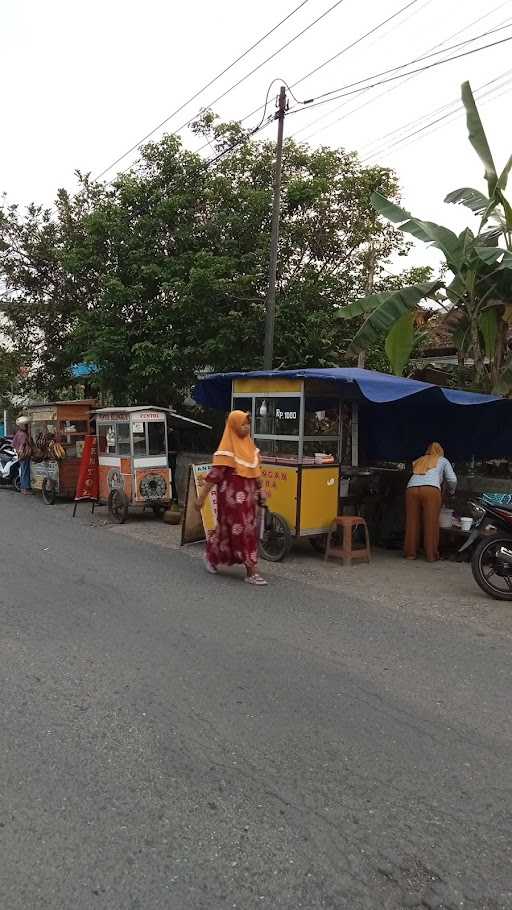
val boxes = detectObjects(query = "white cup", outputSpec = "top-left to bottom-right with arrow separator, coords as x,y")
460,517 -> 473,532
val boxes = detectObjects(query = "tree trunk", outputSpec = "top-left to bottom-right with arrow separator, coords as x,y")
491,312 -> 507,391
469,314 -> 487,390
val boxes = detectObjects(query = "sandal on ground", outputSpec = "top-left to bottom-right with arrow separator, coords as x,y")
204,557 -> 218,574
245,574 -> 268,586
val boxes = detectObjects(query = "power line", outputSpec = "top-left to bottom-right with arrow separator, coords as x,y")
232,0 -> 432,137
290,2 -> 512,142
363,83 -> 512,163
361,73 -> 512,162
359,68 -> 512,159
177,0 -> 349,160
285,29 -> 512,115
110,97 -> 276,224
94,0 -> 314,180
99,0 -> 351,182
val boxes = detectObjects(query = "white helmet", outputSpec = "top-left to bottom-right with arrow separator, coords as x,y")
15,416 -> 29,426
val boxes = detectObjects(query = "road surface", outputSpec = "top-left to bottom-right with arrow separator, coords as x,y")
1,491 -> 511,909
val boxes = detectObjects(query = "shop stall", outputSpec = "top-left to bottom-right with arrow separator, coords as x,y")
194,368 -> 512,559
94,406 -> 210,523
26,400 -> 96,504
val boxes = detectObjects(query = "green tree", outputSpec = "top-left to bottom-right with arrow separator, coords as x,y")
0,120 -> 410,404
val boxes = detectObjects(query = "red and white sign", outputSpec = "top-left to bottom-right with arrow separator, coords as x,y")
74,435 -> 99,502
130,411 -> 164,422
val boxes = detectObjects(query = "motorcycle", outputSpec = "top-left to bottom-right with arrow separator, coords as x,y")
460,494 -> 512,601
0,437 -> 20,491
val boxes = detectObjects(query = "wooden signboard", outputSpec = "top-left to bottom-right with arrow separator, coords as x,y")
181,463 -> 217,546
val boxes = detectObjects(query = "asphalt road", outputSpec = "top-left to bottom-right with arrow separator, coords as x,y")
1,492 -> 512,910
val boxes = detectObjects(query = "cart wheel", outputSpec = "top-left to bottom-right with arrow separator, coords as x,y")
42,477 -> 56,505
310,534 -> 328,555
108,489 -> 129,524
152,504 -> 166,518
260,512 -> 292,562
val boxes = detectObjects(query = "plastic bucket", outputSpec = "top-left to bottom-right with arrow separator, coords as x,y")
439,508 -> 454,529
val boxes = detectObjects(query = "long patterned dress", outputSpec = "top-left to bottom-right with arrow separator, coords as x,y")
205,466 -> 259,569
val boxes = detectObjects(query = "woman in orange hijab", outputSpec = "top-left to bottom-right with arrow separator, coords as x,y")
196,411 -> 267,585
404,442 -> 457,561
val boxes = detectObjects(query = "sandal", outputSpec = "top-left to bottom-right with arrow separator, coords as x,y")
245,574 -> 268,586
204,557 -> 218,574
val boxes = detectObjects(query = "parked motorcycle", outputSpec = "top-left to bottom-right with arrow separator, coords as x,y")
0,437 -> 20,491
460,495 -> 512,600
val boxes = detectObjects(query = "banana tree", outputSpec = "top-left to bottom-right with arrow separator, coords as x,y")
339,195 -> 512,388
338,82 -> 512,392
445,82 -> 512,250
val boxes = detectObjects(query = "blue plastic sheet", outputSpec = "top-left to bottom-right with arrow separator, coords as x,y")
194,368 -> 512,460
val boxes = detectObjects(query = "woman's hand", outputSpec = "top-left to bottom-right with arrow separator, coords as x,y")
195,479 -> 212,512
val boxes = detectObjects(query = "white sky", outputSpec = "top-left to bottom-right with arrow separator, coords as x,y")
2,0 -> 512,271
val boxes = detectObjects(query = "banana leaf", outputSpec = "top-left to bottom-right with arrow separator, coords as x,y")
384,311 -> 415,376
473,246 -> 505,266
497,188 -> 512,235
478,308 -> 498,359
461,81 -> 498,196
337,290 -> 392,319
444,187 -> 489,215
371,192 -> 463,268
497,154 -> 512,192
445,274 -> 466,304
338,280 -> 443,351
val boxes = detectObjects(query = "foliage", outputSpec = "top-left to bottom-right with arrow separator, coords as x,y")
0,344 -> 21,405
337,82 -> 512,391
0,122 -> 411,404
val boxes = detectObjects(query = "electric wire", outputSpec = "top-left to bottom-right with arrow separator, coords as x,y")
284,30 -> 512,116
291,1 -> 512,141
96,0 -> 347,180
229,0 -> 433,140
361,72 -> 512,162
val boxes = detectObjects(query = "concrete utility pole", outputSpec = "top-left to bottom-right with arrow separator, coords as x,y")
263,85 -> 287,370
357,245 -> 376,369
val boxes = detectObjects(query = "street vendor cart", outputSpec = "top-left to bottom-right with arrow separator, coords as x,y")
94,406 -> 210,523
27,399 -> 96,504
194,367 -> 512,561
192,374 -> 350,559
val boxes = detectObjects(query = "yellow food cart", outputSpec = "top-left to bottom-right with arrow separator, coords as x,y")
229,375 -> 346,558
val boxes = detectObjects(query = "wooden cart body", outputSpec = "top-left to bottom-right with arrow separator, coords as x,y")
26,400 -> 96,500
94,407 -> 172,512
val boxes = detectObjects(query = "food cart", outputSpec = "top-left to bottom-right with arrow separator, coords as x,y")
192,374 -> 354,559
195,367 -> 512,560
26,400 -> 96,504
94,406 -> 210,523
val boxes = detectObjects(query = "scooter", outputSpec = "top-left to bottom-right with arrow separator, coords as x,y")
460,494 -> 512,601
0,437 -> 20,491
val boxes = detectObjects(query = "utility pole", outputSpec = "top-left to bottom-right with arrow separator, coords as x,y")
357,244 -> 376,369
263,85 -> 287,370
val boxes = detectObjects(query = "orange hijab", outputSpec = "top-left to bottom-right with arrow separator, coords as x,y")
413,442 -> 444,475
213,410 -> 261,479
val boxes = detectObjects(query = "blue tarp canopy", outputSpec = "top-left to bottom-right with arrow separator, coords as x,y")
193,368 -> 512,461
